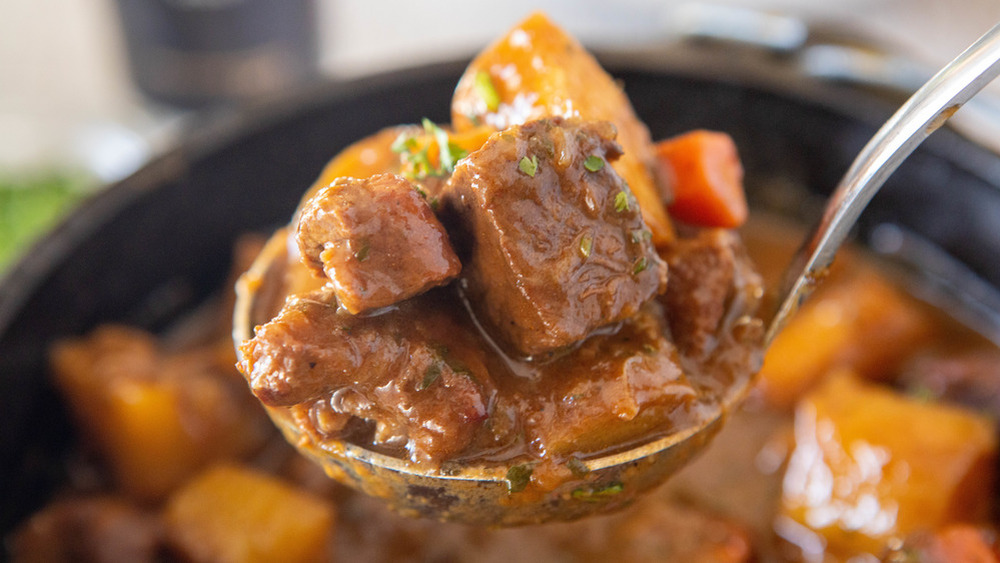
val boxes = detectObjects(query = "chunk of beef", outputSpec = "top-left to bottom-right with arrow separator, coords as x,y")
443,117 -> 667,357
661,229 -> 759,358
899,350 -> 1000,416
10,497 -> 165,563
513,301 -> 700,456
296,173 -> 461,314
239,289 -> 495,463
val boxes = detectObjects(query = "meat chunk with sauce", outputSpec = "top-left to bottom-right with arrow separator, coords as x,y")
442,117 -> 667,357
661,229 -> 761,358
296,173 -> 461,314
240,288 -> 496,463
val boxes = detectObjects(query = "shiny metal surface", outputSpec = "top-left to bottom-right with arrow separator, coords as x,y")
766,21 -> 1000,346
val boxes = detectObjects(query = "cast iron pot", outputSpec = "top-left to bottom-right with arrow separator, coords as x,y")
3,50 -> 1000,535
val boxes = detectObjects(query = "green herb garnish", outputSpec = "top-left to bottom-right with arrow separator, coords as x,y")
519,155 -> 539,177
632,256 -> 648,275
354,240 -> 370,262
614,190 -> 630,212
423,118 -> 467,173
579,234 -> 593,258
571,481 -> 624,502
392,119 -> 467,180
474,70 -> 501,112
584,155 -> 605,172
505,464 -> 533,493
630,229 -> 651,244
418,362 -> 443,390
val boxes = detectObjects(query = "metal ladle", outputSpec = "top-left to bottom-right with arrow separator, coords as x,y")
234,22 -> 1000,526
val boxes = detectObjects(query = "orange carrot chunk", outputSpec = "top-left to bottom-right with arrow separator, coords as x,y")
655,130 -> 748,229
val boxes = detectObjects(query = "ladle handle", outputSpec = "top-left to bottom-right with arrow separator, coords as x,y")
766,22 -> 1000,346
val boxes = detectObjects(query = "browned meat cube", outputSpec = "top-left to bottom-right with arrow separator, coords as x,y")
239,289 -> 496,463
515,302 -> 700,456
661,229 -> 760,358
443,117 -> 667,357
900,350 -> 1000,415
10,497 -> 164,563
296,173 -> 461,314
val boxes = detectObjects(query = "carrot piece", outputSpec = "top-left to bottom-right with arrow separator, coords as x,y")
655,130 -> 748,228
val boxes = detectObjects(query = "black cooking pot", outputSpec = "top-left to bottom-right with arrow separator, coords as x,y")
3,51 -> 1000,536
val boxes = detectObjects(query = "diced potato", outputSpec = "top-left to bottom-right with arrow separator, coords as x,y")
165,465 -> 335,563
757,270 -> 933,408
779,371 -> 996,559
451,12 -> 675,246
51,326 -> 270,501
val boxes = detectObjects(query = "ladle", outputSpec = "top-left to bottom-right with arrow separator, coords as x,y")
234,22 -> 1000,526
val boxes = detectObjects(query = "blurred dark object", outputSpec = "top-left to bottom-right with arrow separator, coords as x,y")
115,0 -> 318,108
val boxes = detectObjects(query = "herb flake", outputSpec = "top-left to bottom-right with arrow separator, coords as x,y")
519,155 -> 539,177
505,464 -> 533,493
418,363 -> 443,390
579,234 -> 593,258
354,240 -> 370,262
614,190 -> 630,212
630,229 -> 651,244
632,256 -> 648,275
474,70 -> 501,112
584,155 -> 605,172
571,481 -> 624,502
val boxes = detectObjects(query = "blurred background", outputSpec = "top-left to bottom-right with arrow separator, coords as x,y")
2,0 -> 1000,270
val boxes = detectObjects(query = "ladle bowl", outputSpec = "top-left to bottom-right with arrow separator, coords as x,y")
233,22 -> 1000,526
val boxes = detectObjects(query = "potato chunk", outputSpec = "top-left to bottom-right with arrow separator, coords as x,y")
51,326 -> 271,501
165,465 -> 334,563
451,11 -> 674,246
757,271 -> 932,407
778,371 -> 996,559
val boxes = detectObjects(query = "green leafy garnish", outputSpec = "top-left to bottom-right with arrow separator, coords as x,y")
579,234 -> 593,258
614,190 -> 630,212
519,155 -> 538,177
418,362 -> 443,390
584,155 -> 605,172
474,70 -> 501,112
0,172 -> 93,271
630,229 -> 651,244
505,464 -> 533,493
571,481 -> 624,502
632,256 -> 648,275
354,240 -> 370,262
392,119 -> 467,180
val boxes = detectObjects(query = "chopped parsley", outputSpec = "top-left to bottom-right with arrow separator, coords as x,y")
474,70 -> 501,112
614,190 -> 630,212
392,119 -> 467,180
579,234 -> 593,258
571,481 -> 624,502
418,362 -> 443,390
519,155 -> 539,177
505,464 -> 533,493
583,155 -> 605,172
354,240 -> 370,262
632,256 -> 648,275
630,229 -> 651,244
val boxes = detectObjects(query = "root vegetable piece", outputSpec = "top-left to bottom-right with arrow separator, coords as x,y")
51,326 -> 271,501
756,270 -> 933,408
654,130 -> 748,229
443,117 -> 667,357
165,465 -> 334,563
779,371 -> 997,559
451,11 -> 675,247
296,173 -> 461,314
